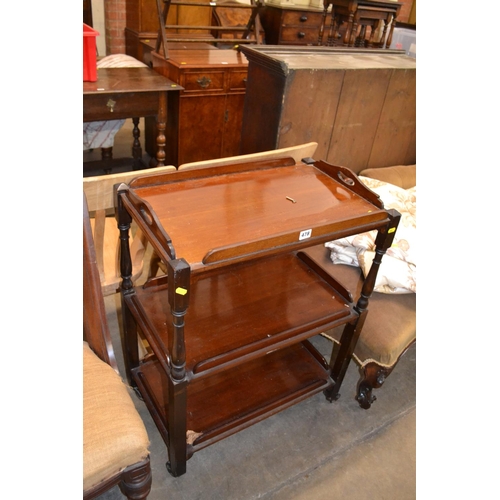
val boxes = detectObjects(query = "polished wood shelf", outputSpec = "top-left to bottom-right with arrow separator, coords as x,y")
133,340 -> 331,451
122,158 -> 389,271
126,252 -> 357,380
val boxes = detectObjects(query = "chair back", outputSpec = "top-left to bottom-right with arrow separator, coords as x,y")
83,166 -> 176,295
83,192 -> 117,370
178,142 -> 318,170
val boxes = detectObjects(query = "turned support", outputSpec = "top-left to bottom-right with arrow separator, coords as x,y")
156,92 -> 167,167
325,209 -> 401,402
166,258 -> 190,477
115,185 -> 140,386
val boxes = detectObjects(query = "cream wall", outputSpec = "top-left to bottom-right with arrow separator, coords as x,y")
91,0 -> 106,56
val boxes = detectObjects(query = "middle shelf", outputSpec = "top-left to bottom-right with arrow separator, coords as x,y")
126,251 -> 357,380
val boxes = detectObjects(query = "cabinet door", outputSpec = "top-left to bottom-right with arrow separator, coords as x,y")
178,94 -> 227,165
222,93 -> 246,158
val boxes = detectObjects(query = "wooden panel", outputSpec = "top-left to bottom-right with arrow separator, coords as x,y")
240,61 -> 287,154
178,94 -> 227,164
278,69 -> 343,161
327,68 -> 392,171
222,93 -> 246,157
175,4 -> 212,34
240,47 -> 415,173
367,68 -> 416,168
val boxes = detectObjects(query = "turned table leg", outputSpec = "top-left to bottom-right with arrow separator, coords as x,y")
155,92 -> 167,167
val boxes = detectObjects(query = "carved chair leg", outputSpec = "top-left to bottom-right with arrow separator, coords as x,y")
356,361 -> 394,410
119,459 -> 152,500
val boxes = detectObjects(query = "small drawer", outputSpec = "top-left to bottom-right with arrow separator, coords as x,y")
282,10 -> 323,27
280,26 -> 321,44
228,70 -> 248,91
83,92 -> 159,121
182,71 -> 225,93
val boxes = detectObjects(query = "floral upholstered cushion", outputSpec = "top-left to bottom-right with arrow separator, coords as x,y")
325,176 -> 416,294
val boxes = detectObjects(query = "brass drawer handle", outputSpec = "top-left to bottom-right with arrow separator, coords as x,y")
197,76 -> 212,88
106,98 -> 116,112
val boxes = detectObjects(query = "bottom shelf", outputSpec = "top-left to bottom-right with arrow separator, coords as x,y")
133,339 -> 332,453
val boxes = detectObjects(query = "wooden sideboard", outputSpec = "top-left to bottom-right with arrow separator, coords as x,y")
146,48 -> 248,166
239,45 -> 416,173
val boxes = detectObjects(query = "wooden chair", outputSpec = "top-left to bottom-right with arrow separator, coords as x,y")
83,193 -> 152,499
83,165 -> 176,296
177,142 -> 318,170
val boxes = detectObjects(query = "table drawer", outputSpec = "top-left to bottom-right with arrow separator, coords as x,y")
83,92 -> 159,121
181,71 -> 226,93
280,26 -> 321,44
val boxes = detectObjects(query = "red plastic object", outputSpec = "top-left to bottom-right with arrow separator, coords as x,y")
83,23 -> 99,82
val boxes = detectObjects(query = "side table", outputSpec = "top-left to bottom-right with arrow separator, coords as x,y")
83,67 -> 182,174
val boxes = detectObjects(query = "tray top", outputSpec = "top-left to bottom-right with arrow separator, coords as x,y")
123,161 -> 389,270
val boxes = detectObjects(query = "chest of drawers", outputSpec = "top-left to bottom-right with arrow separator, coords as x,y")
261,5 -> 330,45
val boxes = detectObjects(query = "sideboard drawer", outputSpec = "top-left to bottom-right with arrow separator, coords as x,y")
228,70 -> 248,91
181,71 -> 226,93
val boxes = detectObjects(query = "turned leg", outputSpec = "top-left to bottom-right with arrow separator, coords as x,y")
155,92 -> 167,167
101,146 -> 113,161
343,12 -> 354,46
131,117 -> 143,170
328,16 -> 340,46
115,186 -> 140,386
356,24 -> 366,47
385,14 -> 396,49
318,4 -> 329,46
166,259 -> 190,477
119,460 -> 152,500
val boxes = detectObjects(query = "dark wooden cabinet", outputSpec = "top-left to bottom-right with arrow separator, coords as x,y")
147,48 -> 248,166
260,5 -> 330,45
115,156 -> 400,477
239,45 -> 416,173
